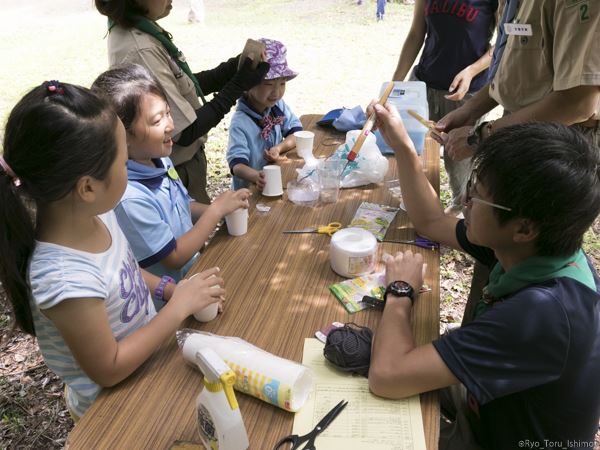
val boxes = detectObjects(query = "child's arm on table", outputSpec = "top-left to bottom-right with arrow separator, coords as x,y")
264,134 -> 296,162
43,267 -> 223,387
161,189 -> 251,270
189,202 -> 210,223
369,102 -> 461,250
232,163 -> 266,191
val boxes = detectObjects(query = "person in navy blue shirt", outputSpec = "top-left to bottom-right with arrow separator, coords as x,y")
368,101 -> 600,450
392,0 -> 498,216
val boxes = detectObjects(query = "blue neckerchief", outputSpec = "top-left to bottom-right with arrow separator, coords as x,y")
127,159 -> 182,212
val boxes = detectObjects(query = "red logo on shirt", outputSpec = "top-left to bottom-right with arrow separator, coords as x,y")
425,0 -> 480,22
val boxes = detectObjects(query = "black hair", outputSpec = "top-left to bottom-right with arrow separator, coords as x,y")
95,0 -> 148,29
0,82 -> 119,335
473,122 -> 600,257
91,63 -> 168,133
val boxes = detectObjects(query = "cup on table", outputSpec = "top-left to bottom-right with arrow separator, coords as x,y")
317,159 -> 344,203
262,165 -> 283,196
193,302 -> 219,322
225,207 -> 248,236
294,130 -> 317,166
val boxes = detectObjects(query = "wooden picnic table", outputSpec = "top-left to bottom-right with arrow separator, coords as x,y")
67,114 -> 440,450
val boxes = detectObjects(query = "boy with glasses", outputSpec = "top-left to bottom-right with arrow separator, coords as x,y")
368,102 -> 600,450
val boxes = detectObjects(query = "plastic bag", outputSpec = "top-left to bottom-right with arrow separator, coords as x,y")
336,130 -> 389,188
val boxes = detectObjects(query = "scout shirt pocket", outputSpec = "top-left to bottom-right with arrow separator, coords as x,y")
495,19 -> 553,112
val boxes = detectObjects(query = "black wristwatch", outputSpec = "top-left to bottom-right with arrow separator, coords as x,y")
384,281 -> 415,304
467,121 -> 490,147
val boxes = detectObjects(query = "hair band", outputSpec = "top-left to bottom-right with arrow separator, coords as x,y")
0,155 -> 22,187
43,80 -> 65,95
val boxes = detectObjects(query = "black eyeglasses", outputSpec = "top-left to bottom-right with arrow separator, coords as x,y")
464,172 -> 512,211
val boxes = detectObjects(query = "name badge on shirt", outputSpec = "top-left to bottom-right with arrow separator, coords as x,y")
504,23 -> 533,36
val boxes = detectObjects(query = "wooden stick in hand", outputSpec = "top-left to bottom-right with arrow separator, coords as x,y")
347,81 -> 395,162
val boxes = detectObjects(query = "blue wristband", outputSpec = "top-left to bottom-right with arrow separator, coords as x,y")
155,276 -> 175,302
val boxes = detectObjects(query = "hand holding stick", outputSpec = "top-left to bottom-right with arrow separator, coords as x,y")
346,81 -> 395,162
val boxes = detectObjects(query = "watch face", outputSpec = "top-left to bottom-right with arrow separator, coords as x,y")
386,280 -> 415,302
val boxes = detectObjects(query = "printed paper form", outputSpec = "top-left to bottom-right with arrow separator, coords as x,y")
293,338 -> 426,450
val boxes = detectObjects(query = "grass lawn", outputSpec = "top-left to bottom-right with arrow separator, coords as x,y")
0,0 -> 598,448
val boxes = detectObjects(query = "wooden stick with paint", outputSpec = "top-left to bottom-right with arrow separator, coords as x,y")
346,81 -> 395,163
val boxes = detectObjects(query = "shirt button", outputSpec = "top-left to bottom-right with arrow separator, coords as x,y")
520,36 -> 528,44
491,82 -> 495,90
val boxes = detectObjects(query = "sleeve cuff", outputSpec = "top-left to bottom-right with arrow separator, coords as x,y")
228,157 -> 249,175
285,126 -> 303,138
139,238 -> 177,268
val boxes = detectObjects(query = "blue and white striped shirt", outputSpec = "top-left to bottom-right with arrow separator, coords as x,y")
29,211 -> 156,418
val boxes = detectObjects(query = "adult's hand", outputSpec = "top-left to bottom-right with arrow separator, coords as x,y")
384,250 -> 424,293
444,66 -> 475,102
232,57 -> 270,91
445,126 -> 476,161
368,102 -> 415,153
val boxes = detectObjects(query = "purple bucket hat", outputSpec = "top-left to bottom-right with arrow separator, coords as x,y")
259,38 -> 298,81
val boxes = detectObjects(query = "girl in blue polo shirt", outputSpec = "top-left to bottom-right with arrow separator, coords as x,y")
226,38 -> 303,191
93,65 -> 250,309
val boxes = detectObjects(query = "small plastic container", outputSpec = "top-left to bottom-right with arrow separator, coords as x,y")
287,179 -> 319,207
330,228 -> 377,278
374,81 -> 429,155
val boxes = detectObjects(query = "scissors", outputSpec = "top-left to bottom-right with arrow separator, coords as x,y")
283,222 -> 342,236
273,400 -> 348,450
382,236 -> 440,250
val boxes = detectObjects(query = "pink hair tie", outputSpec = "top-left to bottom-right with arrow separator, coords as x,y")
0,155 -> 22,187
43,80 -> 65,95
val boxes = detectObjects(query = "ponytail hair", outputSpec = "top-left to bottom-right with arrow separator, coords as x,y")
0,82 -> 119,335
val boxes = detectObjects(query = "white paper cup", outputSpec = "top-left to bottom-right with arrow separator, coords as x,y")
225,208 -> 248,236
262,165 -> 283,196
193,302 -> 219,322
294,130 -> 315,162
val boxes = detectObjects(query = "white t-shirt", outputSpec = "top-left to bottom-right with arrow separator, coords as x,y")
29,211 -> 156,418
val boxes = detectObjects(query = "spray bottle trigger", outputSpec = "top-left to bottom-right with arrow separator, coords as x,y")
220,371 -> 239,410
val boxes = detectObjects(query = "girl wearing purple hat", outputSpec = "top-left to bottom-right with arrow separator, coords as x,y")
226,38 -> 303,191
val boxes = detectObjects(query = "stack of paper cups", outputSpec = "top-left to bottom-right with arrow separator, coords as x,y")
180,331 -> 314,412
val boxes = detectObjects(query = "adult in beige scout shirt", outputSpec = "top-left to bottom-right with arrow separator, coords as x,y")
434,0 -> 600,160
96,0 -> 269,204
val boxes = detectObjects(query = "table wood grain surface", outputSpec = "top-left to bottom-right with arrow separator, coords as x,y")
67,115 -> 441,450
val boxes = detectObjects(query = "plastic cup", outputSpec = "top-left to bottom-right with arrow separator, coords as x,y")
225,208 -> 248,236
287,180 -> 319,207
317,159 -> 344,203
294,130 -> 316,164
193,302 -> 219,322
262,165 -> 283,196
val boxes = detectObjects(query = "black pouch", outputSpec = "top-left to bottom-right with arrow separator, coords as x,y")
323,323 -> 373,377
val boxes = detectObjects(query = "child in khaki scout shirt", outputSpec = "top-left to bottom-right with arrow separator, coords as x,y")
434,0 -> 600,159
95,0 -> 269,204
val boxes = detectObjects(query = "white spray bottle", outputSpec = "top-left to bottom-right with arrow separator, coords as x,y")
194,347 -> 249,450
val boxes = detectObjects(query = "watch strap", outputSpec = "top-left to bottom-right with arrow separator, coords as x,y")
384,280 -> 415,304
